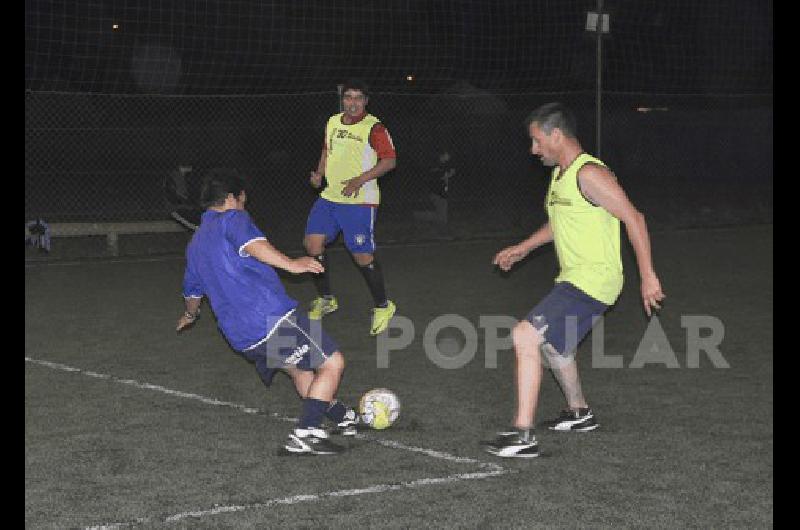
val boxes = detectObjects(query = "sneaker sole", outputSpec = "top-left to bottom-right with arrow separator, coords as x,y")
308,308 -> 338,320
370,318 -> 395,335
331,427 -> 358,436
549,422 -> 599,432
285,434 -> 340,455
370,303 -> 397,335
284,447 -> 340,455
484,446 -> 540,458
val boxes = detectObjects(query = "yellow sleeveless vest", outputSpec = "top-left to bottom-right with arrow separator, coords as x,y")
321,113 -> 381,205
545,153 -> 623,305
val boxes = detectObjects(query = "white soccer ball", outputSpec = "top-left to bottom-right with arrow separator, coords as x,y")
359,388 -> 401,430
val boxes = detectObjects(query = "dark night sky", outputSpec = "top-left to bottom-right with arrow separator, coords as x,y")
25,0 -> 772,95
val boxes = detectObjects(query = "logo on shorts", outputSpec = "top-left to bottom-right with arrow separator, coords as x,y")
531,314 -> 550,334
354,234 -> 366,246
286,344 -> 310,365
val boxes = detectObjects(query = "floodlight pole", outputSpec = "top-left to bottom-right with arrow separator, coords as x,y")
337,84 -> 344,112
595,0 -> 603,157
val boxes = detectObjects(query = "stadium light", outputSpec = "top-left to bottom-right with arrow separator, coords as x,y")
585,12 -> 609,33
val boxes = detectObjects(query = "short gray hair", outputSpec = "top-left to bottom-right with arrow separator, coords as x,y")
525,102 -> 577,139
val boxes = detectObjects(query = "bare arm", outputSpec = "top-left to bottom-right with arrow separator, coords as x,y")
493,222 -> 553,271
360,157 -> 397,183
578,164 -> 665,316
176,296 -> 202,332
244,239 -> 325,275
341,158 -> 397,197
310,147 -> 327,188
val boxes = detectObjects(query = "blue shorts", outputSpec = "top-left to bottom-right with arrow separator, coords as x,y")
241,312 -> 339,387
305,197 -> 377,254
525,282 -> 608,356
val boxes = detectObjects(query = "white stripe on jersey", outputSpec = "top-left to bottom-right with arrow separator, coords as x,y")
239,237 -> 267,257
384,130 -> 395,150
362,142 -> 380,204
370,207 -> 376,249
242,309 -> 296,352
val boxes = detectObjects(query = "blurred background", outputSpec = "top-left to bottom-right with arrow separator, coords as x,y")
25,0 -> 772,258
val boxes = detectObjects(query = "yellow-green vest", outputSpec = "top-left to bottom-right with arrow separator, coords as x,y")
545,153 -> 623,305
321,113 -> 381,205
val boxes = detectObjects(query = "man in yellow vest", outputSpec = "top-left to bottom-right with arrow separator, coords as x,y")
304,80 -> 398,335
485,102 -> 665,458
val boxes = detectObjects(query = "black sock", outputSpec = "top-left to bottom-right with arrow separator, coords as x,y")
312,254 -> 332,297
298,398 -> 329,429
359,259 -> 388,307
325,400 -> 348,423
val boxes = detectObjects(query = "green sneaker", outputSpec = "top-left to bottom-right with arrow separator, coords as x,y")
370,300 -> 397,335
309,296 -> 338,320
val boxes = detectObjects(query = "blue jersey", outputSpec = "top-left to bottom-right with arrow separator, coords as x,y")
182,209 -> 299,351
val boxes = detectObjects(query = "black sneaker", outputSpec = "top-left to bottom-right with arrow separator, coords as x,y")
544,407 -> 599,432
285,427 -> 345,455
483,428 -> 539,458
331,408 -> 359,437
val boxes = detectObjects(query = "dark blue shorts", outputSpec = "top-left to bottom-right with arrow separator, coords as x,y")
525,282 -> 608,356
305,197 -> 377,254
241,312 -> 340,387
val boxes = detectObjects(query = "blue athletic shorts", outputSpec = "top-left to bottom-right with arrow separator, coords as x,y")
525,282 -> 608,356
305,197 -> 377,254
241,312 -> 340,387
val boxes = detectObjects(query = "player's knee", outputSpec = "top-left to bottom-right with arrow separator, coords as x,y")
352,253 -> 374,267
512,320 -> 541,345
513,321 -> 543,357
321,351 -> 345,374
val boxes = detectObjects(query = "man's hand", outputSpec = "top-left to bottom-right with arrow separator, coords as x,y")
493,244 -> 528,272
641,274 -> 665,317
341,176 -> 363,197
176,310 -> 199,332
310,171 -> 323,189
286,256 -> 325,275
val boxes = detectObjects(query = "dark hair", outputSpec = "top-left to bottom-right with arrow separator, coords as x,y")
200,168 -> 246,208
340,79 -> 370,98
525,102 -> 577,139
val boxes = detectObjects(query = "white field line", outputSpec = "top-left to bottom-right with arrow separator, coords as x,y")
25,356 -> 500,468
26,356 -> 511,527
85,468 -> 510,529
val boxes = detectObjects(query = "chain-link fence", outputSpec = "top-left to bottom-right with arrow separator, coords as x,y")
25,89 -> 772,257
25,0 -> 772,258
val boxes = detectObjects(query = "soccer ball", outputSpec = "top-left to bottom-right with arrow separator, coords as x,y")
359,388 -> 401,430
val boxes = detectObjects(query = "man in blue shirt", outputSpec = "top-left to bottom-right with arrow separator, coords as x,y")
176,168 -> 358,455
